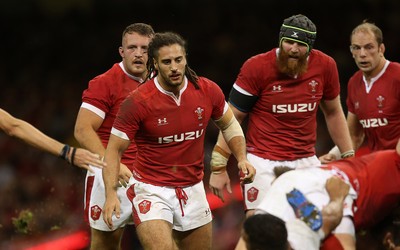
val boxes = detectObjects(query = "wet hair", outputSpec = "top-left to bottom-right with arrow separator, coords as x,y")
146,32 -> 199,89
279,14 -> 317,52
243,213 -> 289,250
350,20 -> 383,45
122,23 -> 155,41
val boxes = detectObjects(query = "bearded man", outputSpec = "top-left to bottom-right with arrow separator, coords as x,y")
208,14 -> 354,250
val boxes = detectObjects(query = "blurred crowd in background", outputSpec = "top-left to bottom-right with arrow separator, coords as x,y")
0,0 -> 399,249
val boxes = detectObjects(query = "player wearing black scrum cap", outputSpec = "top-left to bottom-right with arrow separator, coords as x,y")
209,14 -> 354,249
279,14 -> 317,52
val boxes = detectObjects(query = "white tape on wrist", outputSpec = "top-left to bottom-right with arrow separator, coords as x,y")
328,146 -> 341,159
328,146 -> 355,159
341,150 -> 355,159
211,150 -> 228,170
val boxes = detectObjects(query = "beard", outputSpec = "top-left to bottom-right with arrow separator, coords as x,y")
277,49 -> 308,77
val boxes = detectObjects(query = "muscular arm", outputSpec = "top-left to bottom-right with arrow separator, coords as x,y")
75,107 -> 132,182
102,134 -> 130,229
1,108 -> 64,156
347,111 -> 365,151
0,108 -> 105,171
320,96 -> 354,154
321,176 -> 350,236
214,107 -> 246,162
321,176 -> 355,249
74,108 -> 105,156
213,103 -> 248,155
209,105 -> 254,202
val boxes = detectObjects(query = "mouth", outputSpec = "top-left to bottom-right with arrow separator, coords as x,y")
133,60 -> 144,66
358,61 -> 369,67
170,73 -> 181,81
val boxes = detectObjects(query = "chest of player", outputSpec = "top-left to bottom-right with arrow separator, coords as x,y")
139,95 -> 212,142
350,81 -> 399,120
256,77 -> 323,115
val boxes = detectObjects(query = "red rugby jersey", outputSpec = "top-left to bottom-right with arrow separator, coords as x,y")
347,61 -> 400,151
112,76 -> 226,186
232,48 -> 340,160
81,63 -> 141,169
323,149 -> 400,230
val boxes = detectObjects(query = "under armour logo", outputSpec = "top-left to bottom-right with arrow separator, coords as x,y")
291,31 -> 299,38
205,208 -> 211,217
158,118 -> 168,126
272,85 -> 282,92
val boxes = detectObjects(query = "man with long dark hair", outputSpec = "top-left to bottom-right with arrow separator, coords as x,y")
102,32 -> 255,249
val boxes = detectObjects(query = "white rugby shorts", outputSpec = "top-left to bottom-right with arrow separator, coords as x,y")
84,167 -> 134,231
127,178 -> 212,231
243,153 -> 321,210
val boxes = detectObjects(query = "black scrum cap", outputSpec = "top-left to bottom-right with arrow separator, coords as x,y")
279,14 -> 317,52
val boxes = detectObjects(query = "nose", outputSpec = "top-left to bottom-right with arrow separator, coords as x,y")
134,48 -> 144,57
170,62 -> 178,71
359,47 -> 368,57
287,42 -> 301,54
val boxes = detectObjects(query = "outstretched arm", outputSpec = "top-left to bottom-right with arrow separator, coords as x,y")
75,107 -> 131,182
0,108 -> 105,171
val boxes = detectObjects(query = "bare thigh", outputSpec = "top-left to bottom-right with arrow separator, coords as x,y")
173,222 -> 212,250
136,219 -> 175,250
90,227 -> 124,250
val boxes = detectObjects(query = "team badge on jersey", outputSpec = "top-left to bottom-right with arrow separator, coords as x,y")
195,106 -> 205,127
194,106 -> 204,120
90,205 -> 102,221
139,200 -> 151,214
376,95 -> 385,109
308,80 -> 319,94
247,187 -> 259,202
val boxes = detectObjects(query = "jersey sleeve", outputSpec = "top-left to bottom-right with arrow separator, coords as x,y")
322,56 -> 341,101
82,75 -> 112,114
112,92 -> 140,141
230,56 -> 262,112
203,78 -> 227,120
234,56 -> 261,97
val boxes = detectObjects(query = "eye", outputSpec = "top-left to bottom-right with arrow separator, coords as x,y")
350,45 -> 361,51
365,44 -> 375,50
